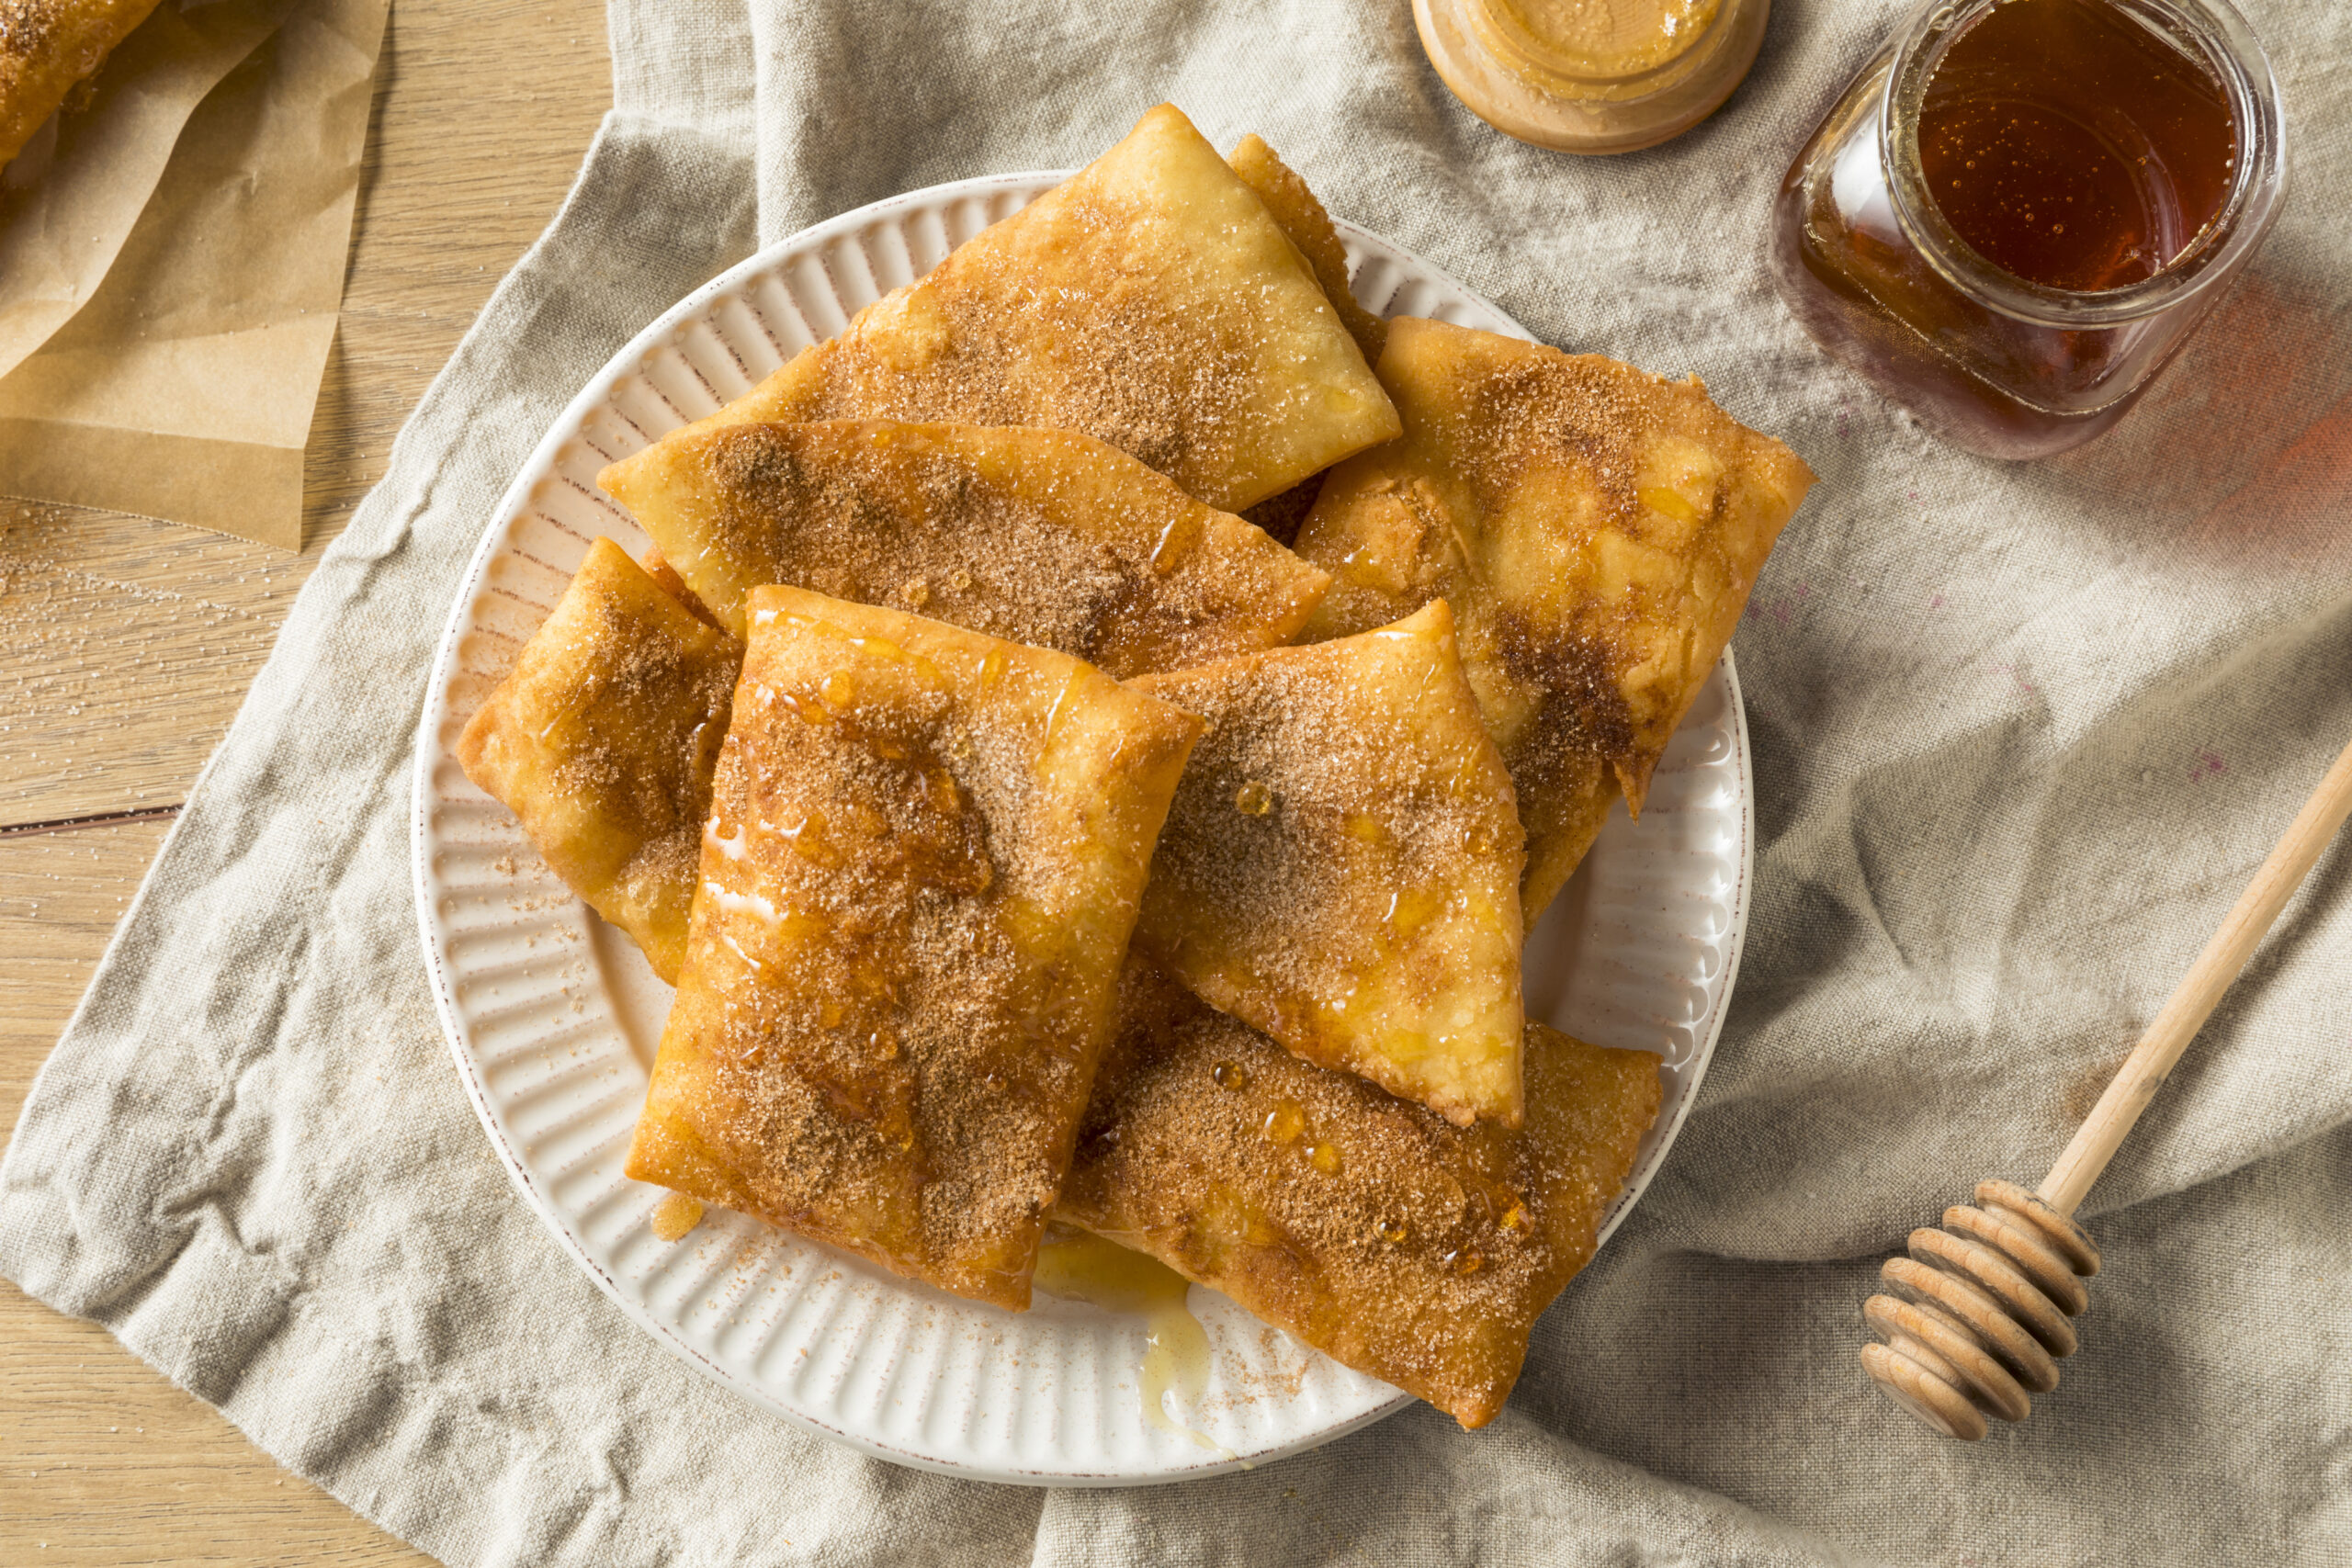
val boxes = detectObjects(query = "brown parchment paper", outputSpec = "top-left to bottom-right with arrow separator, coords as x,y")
0,0 -> 388,549
0,0 -> 280,378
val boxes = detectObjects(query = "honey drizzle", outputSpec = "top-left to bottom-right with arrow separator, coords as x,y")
650,1190 -> 705,1242
1032,1230 -> 1238,1460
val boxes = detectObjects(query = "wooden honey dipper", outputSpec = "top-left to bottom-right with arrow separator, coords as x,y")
1862,733 -> 2352,1439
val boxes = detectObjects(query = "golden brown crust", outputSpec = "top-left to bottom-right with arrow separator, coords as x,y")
503,414 -> 1326,983
0,0 -> 162,168
601,419 -> 1330,674
1295,317 -> 1814,922
1227,132 -> 1388,367
1058,960 -> 1661,1427
1129,601 -> 1527,1126
643,104 -> 1398,514
638,542 -> 723,629
625,588 -> 1201,1309
454,538 -> 741,984
1220,134 -> 1385,545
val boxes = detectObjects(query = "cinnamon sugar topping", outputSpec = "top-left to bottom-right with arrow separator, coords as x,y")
627,105 -> 1399,513
1057,959 -> 1663,1428
1131,599 -> 1529,1126
600,420 -> 1330,679
1295,316 -> 1813,923
454,537 -> 741,984
625,587 -> 1200,1309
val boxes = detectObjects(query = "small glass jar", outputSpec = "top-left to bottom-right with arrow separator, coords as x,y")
1416,0 -> 1770,154
1770,0 -> 2287,460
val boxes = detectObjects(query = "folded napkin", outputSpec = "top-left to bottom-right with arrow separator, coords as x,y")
6,1 -> 2350,1562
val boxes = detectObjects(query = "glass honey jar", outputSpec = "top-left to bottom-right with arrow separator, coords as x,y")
1770,0 -> 2286,460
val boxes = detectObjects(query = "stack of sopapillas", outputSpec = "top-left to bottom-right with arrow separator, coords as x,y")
456,104 -> 1811,1428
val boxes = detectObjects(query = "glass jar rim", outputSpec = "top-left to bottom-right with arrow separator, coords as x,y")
1876,0 -> 2289,330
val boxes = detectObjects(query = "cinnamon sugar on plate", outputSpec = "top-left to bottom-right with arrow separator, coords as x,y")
601,418 -> 1329,673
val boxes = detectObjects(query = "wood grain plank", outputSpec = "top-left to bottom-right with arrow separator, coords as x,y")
0,818 -> 168,1134
3,0 -> 617,1559
0,510 -> 311,825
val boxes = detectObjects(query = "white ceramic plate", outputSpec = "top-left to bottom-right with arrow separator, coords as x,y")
410,173 -> 1753,1485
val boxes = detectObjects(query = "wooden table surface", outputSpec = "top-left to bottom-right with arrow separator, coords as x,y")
2,2 -> 613,1559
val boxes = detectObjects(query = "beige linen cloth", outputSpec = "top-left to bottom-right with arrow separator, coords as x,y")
6,2 -> 2351,1562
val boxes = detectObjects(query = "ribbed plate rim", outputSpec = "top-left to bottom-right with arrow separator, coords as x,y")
408,169 -> 1751,1485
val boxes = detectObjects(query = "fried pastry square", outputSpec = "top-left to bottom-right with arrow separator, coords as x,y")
627,104 -> 1398,514
638,542 -> 721,628
1130,600 -> 1527,1126
1227,132 -> 1386,367
1295,317 -> 1815,922
1058,960 -> 1661,1428
600,419 -> 1330,673
1224,134 -> 1386,545
624,588 -> 1202,1309
455,537 -> 741,984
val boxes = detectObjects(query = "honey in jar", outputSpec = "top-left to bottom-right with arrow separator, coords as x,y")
1770,0 -> 2286,460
